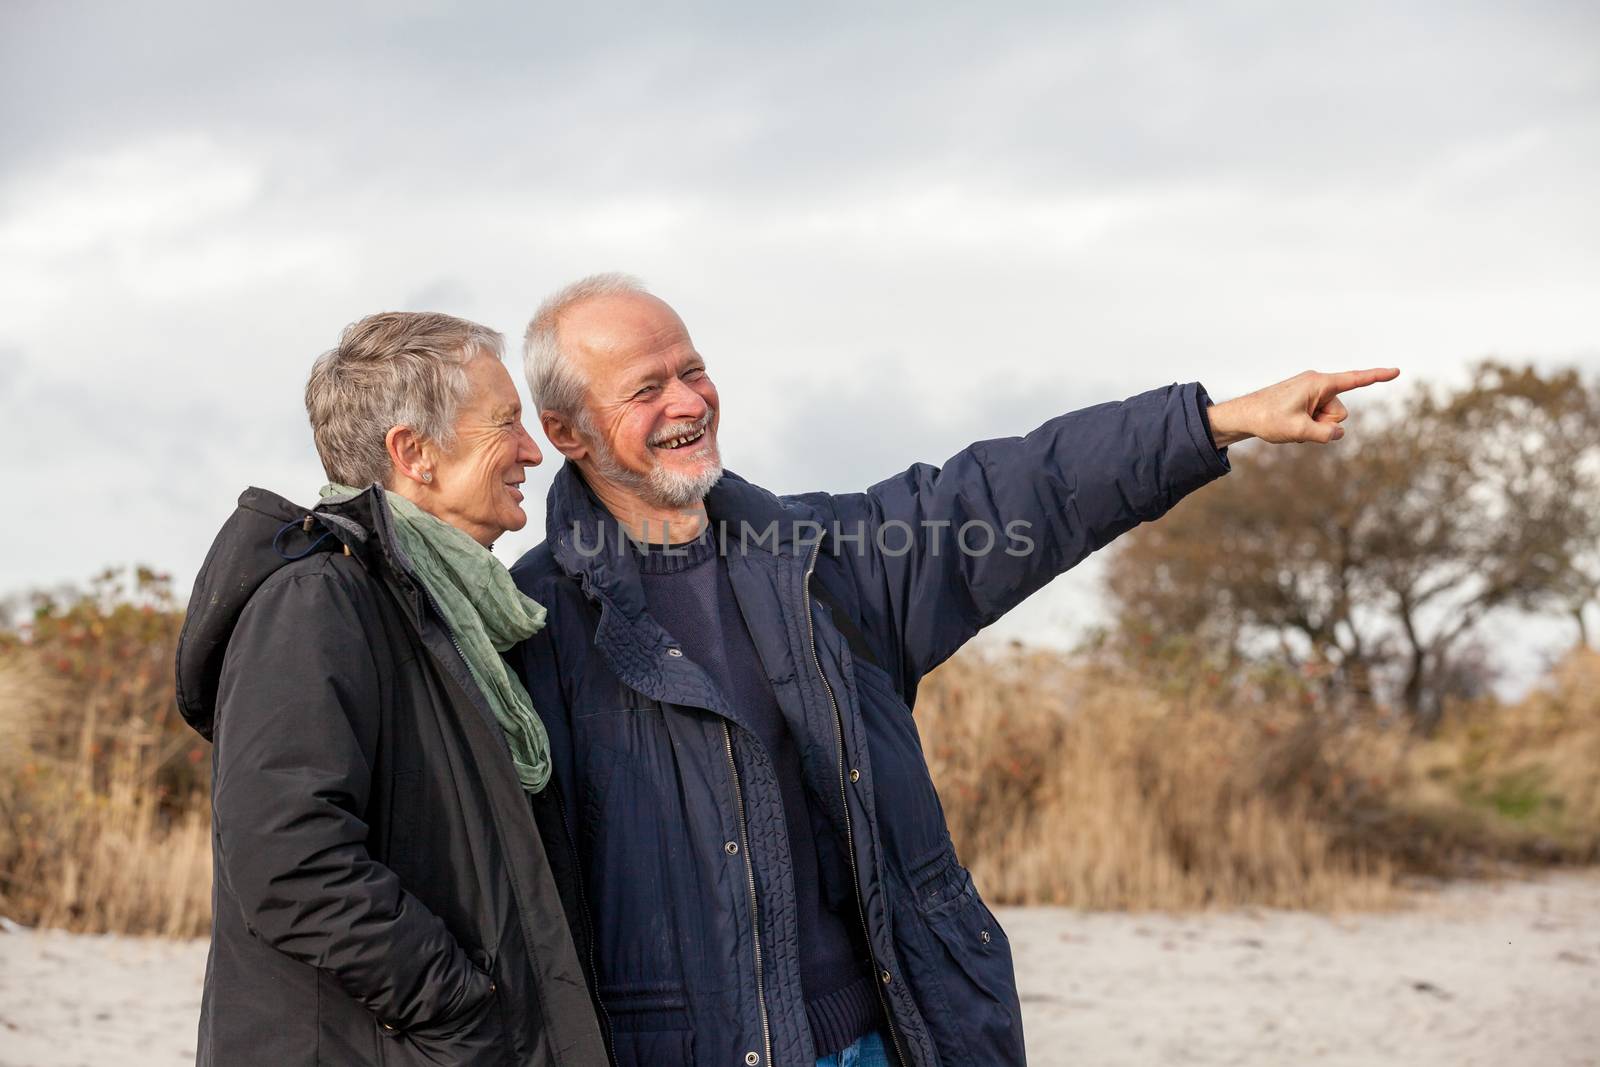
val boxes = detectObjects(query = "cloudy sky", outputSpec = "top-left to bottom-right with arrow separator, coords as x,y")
2,1 -> 1597,666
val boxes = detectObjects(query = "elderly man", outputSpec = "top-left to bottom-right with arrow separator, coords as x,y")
508,274 -> 1396,1067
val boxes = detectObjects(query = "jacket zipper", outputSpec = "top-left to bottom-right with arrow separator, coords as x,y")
803,543 -> 911,1067
417,582 -> 474,685
722,722 -> 774,1067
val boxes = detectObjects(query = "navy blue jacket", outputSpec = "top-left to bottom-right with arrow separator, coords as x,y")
510,383 -> 1229,1067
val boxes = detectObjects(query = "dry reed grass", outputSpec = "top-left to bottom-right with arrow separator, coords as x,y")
917,646 -> 1600,910
0,571 -> 210,936
1400,650 -> 1600,863
1,569 -> 1595,933
0,704 -> 212,936
917,649 -> 1402,909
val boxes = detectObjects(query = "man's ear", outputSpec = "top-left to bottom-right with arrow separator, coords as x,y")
385,425 -> 434,487
541,410 -> 590,462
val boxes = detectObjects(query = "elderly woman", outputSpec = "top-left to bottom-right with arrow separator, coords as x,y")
175,312 -> 608,1067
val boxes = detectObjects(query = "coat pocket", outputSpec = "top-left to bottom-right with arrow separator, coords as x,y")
375,999 -> 507,1067
901,852 -> 1027,1066
374,955 -> 509,1067
601,987 -> 696,1067
610,1028 -> 694,1067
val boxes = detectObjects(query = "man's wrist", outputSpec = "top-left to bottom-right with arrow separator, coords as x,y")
1205,399 -> 1253,449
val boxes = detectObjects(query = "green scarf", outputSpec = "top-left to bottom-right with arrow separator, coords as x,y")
321,484 -> 551,794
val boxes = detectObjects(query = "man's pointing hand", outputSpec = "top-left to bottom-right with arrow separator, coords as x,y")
1206,367 -> 1401,448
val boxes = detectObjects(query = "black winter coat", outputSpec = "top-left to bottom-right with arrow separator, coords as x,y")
176,486 -> 609,1067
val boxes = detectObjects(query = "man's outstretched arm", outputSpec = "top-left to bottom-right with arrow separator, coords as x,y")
823,368 -> 1400,691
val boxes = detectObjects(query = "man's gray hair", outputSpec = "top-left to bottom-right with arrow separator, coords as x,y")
305,311 -> 505,488
523,272 -> 648,417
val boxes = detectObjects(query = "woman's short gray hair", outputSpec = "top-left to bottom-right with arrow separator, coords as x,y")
305,311 -> 505,488
523,272 -> 648,417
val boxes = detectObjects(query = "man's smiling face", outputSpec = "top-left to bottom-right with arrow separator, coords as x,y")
559,291 -> 723,510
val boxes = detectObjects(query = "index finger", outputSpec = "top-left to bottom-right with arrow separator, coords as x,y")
1325,367 -> 1401,395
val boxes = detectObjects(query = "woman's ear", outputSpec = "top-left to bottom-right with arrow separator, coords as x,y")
540,410 -> 590,463
385,425 -> 435,488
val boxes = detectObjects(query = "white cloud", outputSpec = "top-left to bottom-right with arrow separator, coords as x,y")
0,135 -> 261,256
0,2 -> 1596,683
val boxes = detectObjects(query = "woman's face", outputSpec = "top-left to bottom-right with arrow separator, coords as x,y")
420,356 -> 543,546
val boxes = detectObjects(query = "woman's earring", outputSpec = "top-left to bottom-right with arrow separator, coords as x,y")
421,470 -> 433,484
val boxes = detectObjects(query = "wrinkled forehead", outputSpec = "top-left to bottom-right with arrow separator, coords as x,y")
563,293 -> 697,391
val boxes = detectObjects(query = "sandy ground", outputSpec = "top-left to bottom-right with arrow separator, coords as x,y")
1,873 -> 1596,1066
1006,872 -> 1600,1067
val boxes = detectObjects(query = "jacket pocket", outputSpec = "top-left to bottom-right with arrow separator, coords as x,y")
374,956 -> 508,1067
609,1026 -> 694,1067
375,1000 -> 506,1067
600,987 -> 695,1067
899,851 -> 1027,1066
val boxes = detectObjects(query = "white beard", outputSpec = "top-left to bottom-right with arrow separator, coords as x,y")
641,455 -> 724,508
585,418 -> 723,509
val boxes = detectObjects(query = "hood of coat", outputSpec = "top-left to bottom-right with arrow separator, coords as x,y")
173,485 -> 391,741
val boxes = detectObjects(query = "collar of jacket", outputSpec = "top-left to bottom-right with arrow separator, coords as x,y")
542,460 -> 825,710
313,484 -> 432,617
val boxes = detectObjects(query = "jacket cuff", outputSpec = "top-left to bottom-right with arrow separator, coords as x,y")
1171,382 -> 1228,499
1182,382 -> 1232,479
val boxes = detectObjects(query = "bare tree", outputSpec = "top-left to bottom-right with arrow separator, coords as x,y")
1104,363 -> 1600,730
1437,362 -> 1600,647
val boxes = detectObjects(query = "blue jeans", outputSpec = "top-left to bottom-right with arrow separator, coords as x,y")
816,1031 -> 889,1067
